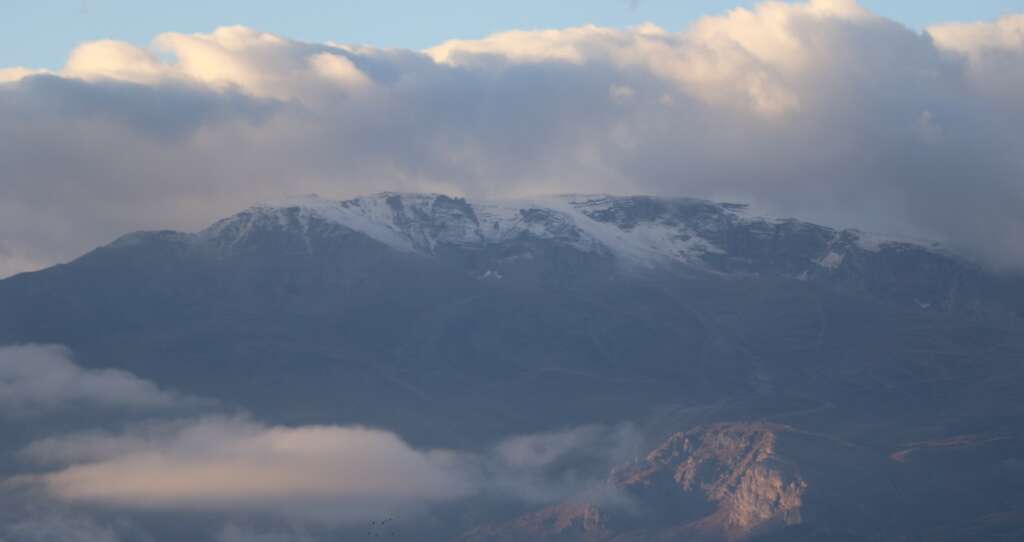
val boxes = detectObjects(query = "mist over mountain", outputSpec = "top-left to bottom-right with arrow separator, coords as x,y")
2,192 -> 1024,540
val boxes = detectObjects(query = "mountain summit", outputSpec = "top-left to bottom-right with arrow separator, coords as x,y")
119,191 -> 1008,318
197,192 -> 940,275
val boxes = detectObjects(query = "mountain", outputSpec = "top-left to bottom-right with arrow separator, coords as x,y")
2,192 -> 1024,540
188,192 -> 1024,317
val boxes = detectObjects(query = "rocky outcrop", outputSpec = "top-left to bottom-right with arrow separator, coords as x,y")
460,423 -> 825,542
629,424 -> 805,538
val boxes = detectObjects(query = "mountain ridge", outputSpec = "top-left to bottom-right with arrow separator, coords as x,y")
91,191 -> 1005,320
190,192 -> 948,267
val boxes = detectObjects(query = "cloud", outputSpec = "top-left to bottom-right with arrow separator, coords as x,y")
0,514 -> 121,542
0,1 -> 1023,275
486,423 -> 642,503
60,26 -> 371,101
0,486 -> 127,542
928,14 -> 1024,101
0,241 -> 48,279
427,0 -> 874,115
0,345 -> 201,415
20,417 -> 639,523
217,524 -> 316,542
27,417 -> 474,522
0,67 -> 48,84
928,14 -> 1024,56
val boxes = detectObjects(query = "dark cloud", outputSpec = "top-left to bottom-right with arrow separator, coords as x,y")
13,75 -> 276,141
0,1 -> 1022,275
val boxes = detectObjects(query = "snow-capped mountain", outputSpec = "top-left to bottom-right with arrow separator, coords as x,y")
197,192 -> 945,276
3,192 -> 1024,542
174,192 -> 990,315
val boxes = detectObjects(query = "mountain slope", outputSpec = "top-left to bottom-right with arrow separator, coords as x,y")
2,193 -> 1022,438
2,193 -> 1024,540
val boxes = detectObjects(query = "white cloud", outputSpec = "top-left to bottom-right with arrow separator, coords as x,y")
56,26 -> 372,101
64,40 -> 166,84
0,1 -> 1023,275
28,417 -> 473,521
20,417 -> 639,522
426,1 -> 875,115
929,14 -> 1024,56
928,14 -> 1024,100
0,67 -> 49,84
0,345 -> 201,415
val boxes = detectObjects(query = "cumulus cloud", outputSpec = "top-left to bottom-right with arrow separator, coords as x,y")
929,14 -> 1024,56
19,417 -> 639,523
61,26 -> 371,100
0,1 -> 1023,275
0,67 -> 48,84
427,0 -> 873,115
928,14 -> 1024,101
0,345 -> 200,415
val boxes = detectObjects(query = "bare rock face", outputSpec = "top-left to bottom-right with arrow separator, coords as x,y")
460,423 -> 829,542
616,423 -> 807,540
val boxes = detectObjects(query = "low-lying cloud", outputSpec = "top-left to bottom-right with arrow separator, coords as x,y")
486,423 -> 642,503
0,511 -> 122,542
0,345 -> 201,416
20,416 -> 640,523
0,347 -> 642,528
0,0 -> 1022,275
25,417 -> 475,521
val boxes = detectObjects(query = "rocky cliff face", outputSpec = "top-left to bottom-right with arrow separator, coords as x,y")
460,423 -> 871,542
617,424 -> 806,538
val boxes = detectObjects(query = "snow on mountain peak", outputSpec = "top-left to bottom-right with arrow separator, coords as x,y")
234,193 -> 738,268
200,192 -> 944,272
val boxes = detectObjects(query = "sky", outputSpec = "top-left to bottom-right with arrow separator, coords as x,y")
3,0 -> 1022,69
1,0 -> 1024,278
